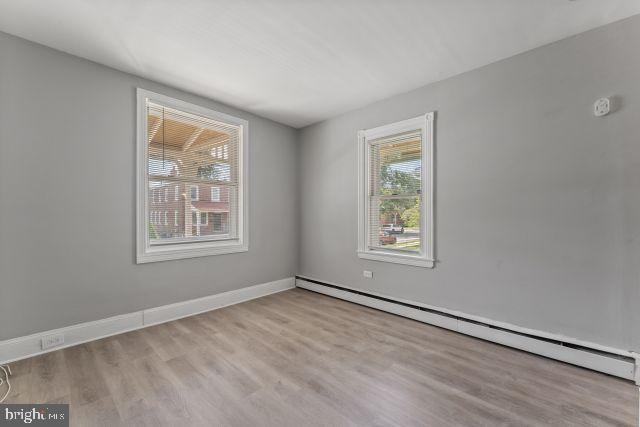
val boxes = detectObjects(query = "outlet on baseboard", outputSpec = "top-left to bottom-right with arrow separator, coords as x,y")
41,334 -> 65,350
363,270 -> 373,278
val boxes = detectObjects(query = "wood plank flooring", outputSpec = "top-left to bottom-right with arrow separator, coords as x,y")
4,288 -> 638,426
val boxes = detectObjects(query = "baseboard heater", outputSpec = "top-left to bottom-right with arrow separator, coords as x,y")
295,276 -> 638,382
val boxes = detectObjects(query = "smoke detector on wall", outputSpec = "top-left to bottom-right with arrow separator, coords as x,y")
594,97 -> 610,117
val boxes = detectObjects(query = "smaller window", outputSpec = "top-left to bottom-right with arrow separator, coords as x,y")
174,210 -> 179,227
174,185 -> 179,201
201,212 -> 208,225
357,113 -> 435,268
211,187 -> 221,202
164,188 -> 169,203
164,211 -> 168,226
190,185 -> 199,201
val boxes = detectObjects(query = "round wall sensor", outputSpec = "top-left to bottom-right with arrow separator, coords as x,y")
594,97 -> 610,117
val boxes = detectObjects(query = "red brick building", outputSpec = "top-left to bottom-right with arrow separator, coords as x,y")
149,182 -> 230,240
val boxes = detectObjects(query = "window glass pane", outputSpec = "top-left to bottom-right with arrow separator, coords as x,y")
368,130 -> 422,253
369,196 -> 420,252
370,132 -> 421,197
147,100 -> 239,245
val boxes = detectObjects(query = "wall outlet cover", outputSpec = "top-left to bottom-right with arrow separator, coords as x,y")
363,270 -> 373,278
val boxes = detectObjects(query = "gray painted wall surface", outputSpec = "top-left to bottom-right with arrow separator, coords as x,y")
1,17 -> 638,352
297,16 -> 640,351
0,32 -> 298,340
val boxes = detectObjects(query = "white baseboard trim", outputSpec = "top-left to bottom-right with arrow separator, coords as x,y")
0,277 -> 295,365
142,277 -> 294,326
296,277 -> 637,382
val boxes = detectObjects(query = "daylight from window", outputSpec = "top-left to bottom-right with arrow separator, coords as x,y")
146,101 -> 238,244
369,133 -> 421,252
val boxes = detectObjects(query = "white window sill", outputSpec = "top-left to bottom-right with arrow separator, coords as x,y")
137,240 -> 248,264
357,250 -> 434,268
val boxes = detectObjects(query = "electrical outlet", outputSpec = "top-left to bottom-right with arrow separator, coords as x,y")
41,334 -> 64,350
363,270 -> 373,278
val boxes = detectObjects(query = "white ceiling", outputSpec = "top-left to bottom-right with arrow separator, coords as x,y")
1,1 -> 639,128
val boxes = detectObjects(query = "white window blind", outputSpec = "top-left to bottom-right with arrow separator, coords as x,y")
137,89 -> 248,263
368,131 -> 422,252
357,113 -> 434,268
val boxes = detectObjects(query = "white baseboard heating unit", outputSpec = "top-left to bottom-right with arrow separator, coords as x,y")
295,276 -> 638,384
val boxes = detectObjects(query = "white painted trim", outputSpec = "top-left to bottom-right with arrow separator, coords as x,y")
143,277 -> 293,326
301,280 -> 457,331
456,322 -> 633,380
136,88 -> 250,264
357,250 -> 434,268
296,277 -> 636,381
0,313 -> 143,366
297,275 -> 633,357
0,277 -> 294,365
357,113 -> 435,268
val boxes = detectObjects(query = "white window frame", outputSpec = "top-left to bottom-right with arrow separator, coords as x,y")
357,113 -> 435,268
136,88 -> 249,263
211,186 -> 221,202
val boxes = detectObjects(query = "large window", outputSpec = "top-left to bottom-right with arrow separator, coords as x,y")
357,113 -> 434,267
136,89 -> 248,263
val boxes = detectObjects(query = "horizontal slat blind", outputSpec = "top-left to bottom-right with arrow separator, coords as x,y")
146,101 -> 240,245
368,130 -> 422,252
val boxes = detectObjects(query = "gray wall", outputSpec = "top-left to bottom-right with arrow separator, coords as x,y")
298,16 -> 640,352
1,16 -> 638,352
0,32 -> 298,340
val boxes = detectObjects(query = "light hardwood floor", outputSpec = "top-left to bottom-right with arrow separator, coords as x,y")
4,288 -> 638,426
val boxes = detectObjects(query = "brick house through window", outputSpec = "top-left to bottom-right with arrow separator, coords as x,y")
149,181 -> 230,240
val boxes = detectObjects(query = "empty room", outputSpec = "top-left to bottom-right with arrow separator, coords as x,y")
0,1 -> 639,425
